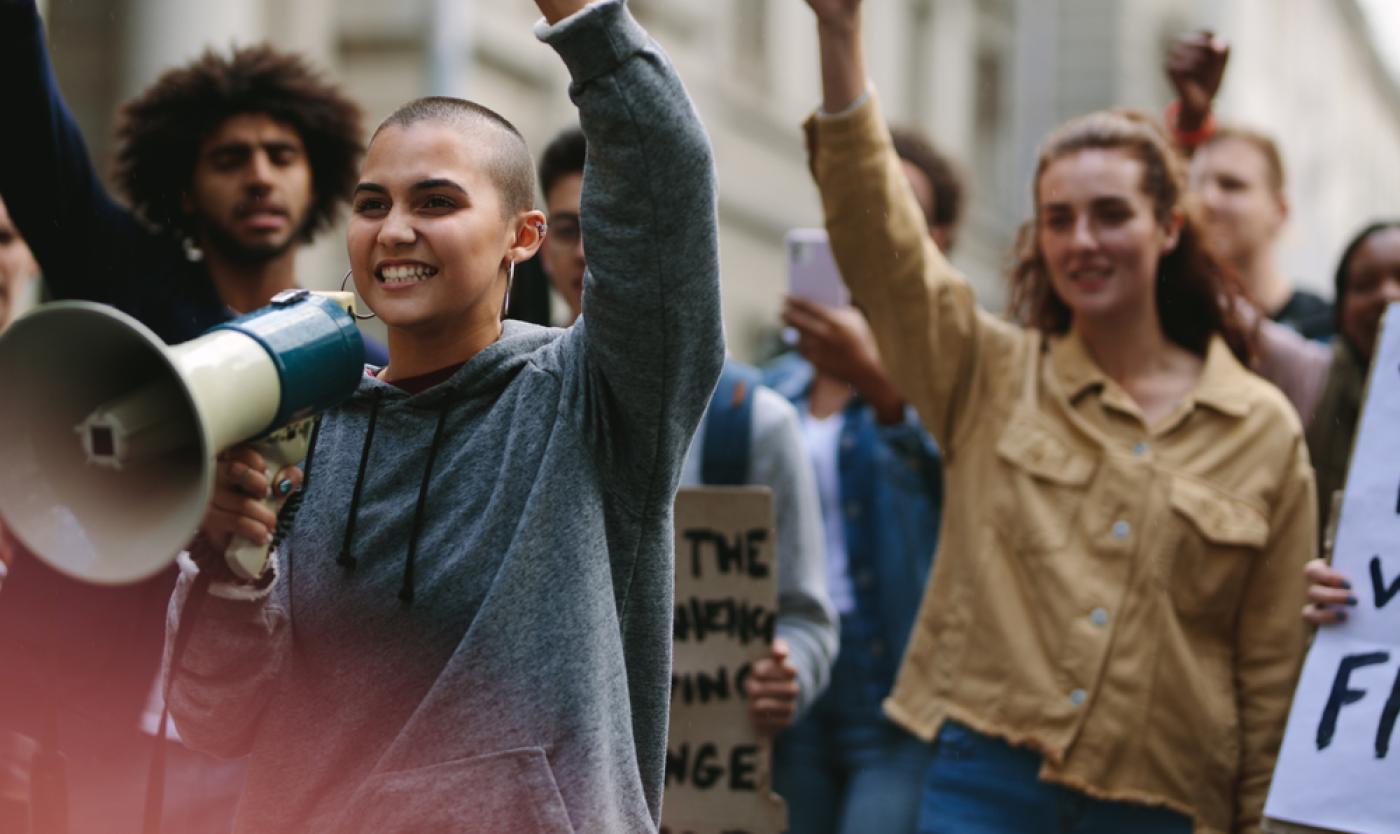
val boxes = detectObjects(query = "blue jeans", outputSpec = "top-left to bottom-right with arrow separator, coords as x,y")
917,722 -> 1193,834
773,619 -> 933,834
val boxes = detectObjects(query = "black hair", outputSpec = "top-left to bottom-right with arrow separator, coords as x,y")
890,125 -> 965,233
1333,220 -> 1400,330
114,44 -> 363,241
538,127 -> 587,204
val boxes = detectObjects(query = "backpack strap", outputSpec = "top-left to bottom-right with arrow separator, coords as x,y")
701,360 -> 763,486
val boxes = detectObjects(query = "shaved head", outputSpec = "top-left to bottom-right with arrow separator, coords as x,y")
372,96 -> 535,217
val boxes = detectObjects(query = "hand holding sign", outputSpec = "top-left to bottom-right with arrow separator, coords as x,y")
746,637 -> 800,738
1303,559 -> 1356,626
1266,302 -> 1400,833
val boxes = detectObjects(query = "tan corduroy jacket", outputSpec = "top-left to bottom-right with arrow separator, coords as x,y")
804,95 -> 1314,834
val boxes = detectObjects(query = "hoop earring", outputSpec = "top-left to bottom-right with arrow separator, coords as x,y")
340,269 -> 377,320
501,261 -> 515,321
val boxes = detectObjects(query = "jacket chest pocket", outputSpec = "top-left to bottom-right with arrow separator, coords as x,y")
991,417 -> 1096,554
1161,476 -> 1269,617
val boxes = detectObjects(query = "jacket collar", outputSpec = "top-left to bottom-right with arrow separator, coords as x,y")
1049,330 -> 1251,419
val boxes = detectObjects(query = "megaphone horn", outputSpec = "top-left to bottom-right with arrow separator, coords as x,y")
0,290 -> 365,584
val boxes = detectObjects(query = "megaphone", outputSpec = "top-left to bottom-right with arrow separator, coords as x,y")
0,290 -> 365,584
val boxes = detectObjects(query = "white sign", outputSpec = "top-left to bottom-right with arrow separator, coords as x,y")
661,487 -> 786,834
1266,303 -> 1400,833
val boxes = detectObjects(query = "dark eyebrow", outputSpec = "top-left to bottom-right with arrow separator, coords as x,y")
353,182 -> 388,195
411,178 -> 468,195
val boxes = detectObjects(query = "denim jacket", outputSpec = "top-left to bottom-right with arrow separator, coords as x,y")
764,353 -> 942,692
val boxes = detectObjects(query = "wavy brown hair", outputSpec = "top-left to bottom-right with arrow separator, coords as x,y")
1008,109 -> 1251,362
113,45 -> 363,242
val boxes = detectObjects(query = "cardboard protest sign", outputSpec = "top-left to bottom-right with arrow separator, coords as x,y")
1265,303 -> 1400,833
661,487 -> 786,834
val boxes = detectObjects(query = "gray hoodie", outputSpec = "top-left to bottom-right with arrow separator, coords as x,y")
162,4 -> 723,832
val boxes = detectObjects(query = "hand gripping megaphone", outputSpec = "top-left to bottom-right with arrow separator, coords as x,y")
0,290 -> 365,584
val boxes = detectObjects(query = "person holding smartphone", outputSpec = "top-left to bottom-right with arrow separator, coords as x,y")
797,2 -> 1314,832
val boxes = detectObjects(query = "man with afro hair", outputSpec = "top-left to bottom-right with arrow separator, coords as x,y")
0,3 -> 376,832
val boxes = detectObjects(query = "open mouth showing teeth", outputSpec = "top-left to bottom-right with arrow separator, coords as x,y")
376,265 -> 439,284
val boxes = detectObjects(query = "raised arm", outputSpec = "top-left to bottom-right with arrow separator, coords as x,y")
801,0 -> 1018,451
537,0 -> 724,506
0,0 -> 143,303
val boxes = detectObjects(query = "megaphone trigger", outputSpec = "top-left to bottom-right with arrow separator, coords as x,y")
224,418 -> 316,582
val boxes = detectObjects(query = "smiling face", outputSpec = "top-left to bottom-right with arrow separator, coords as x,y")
1036,148 -> 1180,328
347,121 -> 543,339
186,113 -> 313,263
1340,227 -> 1400,362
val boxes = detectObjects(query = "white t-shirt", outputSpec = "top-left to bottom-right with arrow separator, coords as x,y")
800,408 -> 855,615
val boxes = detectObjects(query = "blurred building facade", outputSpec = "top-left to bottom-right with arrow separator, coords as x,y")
36,0 -> 1400,358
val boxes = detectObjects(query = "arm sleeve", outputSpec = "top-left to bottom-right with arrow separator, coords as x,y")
162,553 -> 291,759
0,0 -> 146,303
536,0 -> 725,512
803,93 -> 1022,455
749,389 -> 838,717
1233,436 -> 1314,833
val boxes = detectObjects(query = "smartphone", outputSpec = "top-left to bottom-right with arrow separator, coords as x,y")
786,228 -> 849,309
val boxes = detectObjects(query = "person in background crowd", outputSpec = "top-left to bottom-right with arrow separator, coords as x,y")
534,122 -> 839,741
0,3 -> 374,831
1166,31 -> 1333,340
537,126 -> 588,325
1300,221 -> 1400,626
0,193 -> 39,577
164,1 -> 724,831
800,2 -> 1314,832
762,126 -> 956,834
0,196 -> 39,334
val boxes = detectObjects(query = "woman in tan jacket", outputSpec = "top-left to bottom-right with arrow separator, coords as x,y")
798,2 -> 1315,833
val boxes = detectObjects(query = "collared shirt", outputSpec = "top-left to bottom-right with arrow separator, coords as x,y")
804,93 -> 1314,834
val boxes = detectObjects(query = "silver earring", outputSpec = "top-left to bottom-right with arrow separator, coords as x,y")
501,261 -> 515,321
340,269 -> 377,320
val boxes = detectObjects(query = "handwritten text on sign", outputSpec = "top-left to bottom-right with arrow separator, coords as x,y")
661,487 -> 786,834
1266,303 -> 1400,833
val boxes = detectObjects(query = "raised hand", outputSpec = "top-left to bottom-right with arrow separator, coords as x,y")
534,0 -> 592,25
1166,31 -> 1230,131
801,0 -> 868,113
803,0 -> 862,28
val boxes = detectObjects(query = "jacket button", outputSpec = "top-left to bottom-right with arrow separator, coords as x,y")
1111,520 -> 1131,540
845,502 -> 862,520
870,639 -> 886,657
1069,688 -> 1087,706
1090,607 -> 1109,627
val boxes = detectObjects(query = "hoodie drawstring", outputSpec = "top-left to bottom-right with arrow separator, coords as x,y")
401,404 -> 450,605
339,389 -> 383,570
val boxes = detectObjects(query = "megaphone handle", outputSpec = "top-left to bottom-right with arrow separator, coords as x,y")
225,420 -> 315,581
